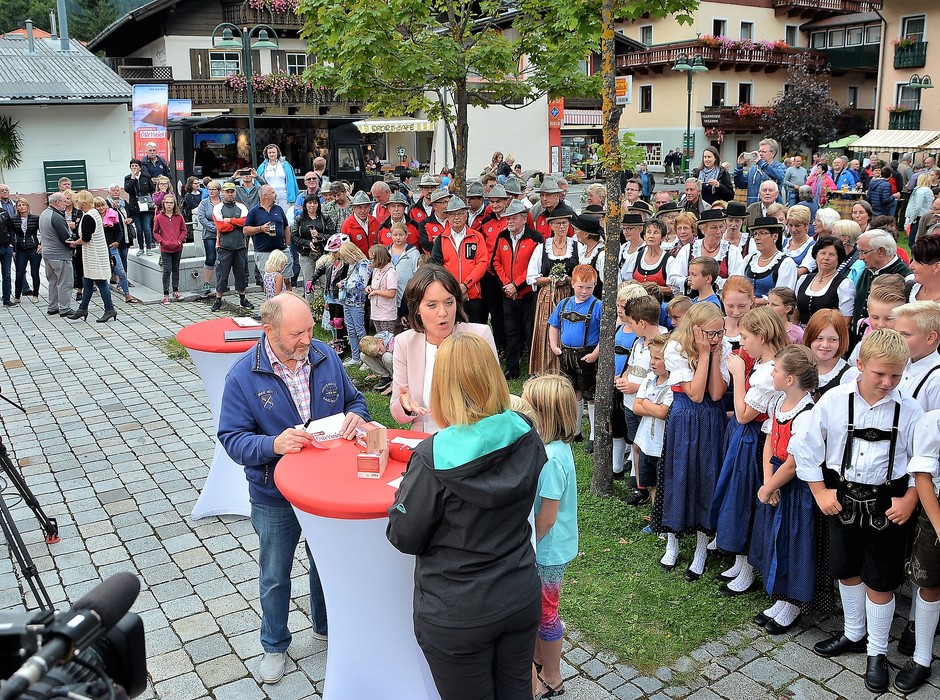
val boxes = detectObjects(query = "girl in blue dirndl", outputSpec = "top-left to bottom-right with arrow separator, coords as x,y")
748,345 -> 818,634
653,301 -> 730,581
711,306 -> 789,596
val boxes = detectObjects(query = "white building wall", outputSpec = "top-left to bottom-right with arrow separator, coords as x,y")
432,95 -> 550,176
0,104 -> 132,194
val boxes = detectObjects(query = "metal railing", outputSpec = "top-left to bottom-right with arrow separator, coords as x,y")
617,40 -> 825,72
169,80 -> 338,106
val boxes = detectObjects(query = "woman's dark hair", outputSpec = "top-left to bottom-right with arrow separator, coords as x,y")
643,218 -> 667,238
853,199 -> 873,220
404,264 -> 468,333
302,196 -> 320,216
812,235 -> 847,264
817,163 -> 829,173
912,232 -> 940,265
129,158 -> 142,167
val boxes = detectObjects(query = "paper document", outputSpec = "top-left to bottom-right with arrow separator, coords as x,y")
297,413 -> 346,449
387,477 -> 403,488
390,436 -> 423,448
232,316 -> 262,327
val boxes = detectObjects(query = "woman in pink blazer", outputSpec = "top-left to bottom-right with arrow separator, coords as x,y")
391,265 -> 498,434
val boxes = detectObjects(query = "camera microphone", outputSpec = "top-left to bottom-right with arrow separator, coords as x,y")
0,572 -> 140,700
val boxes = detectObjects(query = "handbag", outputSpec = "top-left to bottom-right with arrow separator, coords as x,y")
137,195 -> 154,212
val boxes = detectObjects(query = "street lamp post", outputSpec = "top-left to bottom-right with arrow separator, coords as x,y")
672,54 -> 708,179
211,22 -> 279,166
905,73 -> 934,106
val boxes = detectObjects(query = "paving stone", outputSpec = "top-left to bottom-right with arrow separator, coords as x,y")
686,690 -> 722,700
152,671 -> 207,700
581,658 -> 610,679
701,662 -> 727,681
195,653 -> 248,687
612,685 -> 644,700
148,648 -> 194,683
172,611 -> 220,642
213,678 -> 269,700
710,672 -> 775,700
785,677 -> 837,700
740,657 -> 799,690
565,646 -> 592,666
772,640 -> 842,682
598,672 -> 625,691
663,686 -> 691,698
633,675 -> 663,693
614,664 -> 638,681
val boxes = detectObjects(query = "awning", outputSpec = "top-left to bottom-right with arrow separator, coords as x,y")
355,119 -> 434,134
563,109 -> 603,126
821,135 -> 859,149
849,129 -> 940,151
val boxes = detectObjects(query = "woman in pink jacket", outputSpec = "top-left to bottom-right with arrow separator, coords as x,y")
152,193 -> 188,304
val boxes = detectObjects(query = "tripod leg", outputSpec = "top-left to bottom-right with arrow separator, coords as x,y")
0,490 -> 54,610
0,443 -> 58,544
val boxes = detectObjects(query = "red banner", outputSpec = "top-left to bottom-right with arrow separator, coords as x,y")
548,98 -> 564,129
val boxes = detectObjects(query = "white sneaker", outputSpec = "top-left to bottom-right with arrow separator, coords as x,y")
342,357 -> 356,367
259,652 -> 286,684
162,295 -> 170,305
311,630 -> 328,642
173,292 -> 183,301
358,362 -> 369,371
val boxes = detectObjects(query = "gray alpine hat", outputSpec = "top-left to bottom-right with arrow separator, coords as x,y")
487,184 -> 508,199
419,174 -> 438,187
350,190 -> 372,206
430,188 -> 452,204
537,175 -> 563,194
504,199 -> 527,217
503,178 -> 523,195
466,180 -> 485,197
445,196 -> 469,212
389,191 -> 409,205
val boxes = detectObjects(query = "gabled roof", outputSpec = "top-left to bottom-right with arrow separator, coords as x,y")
0,34 -> 132,103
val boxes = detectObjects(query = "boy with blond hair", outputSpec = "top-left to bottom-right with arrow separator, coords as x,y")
894,301 -> 940,411
796,330 -> 924,693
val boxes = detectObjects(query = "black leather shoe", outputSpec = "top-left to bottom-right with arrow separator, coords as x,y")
718,580 -> 762,597
584,440 -> 594,453
764,615 -> 801,635
625,489 -> 651,506
660,561 -> 676,572
66,308 -> 88,321
753,612 -> 768,627
47,309 -> 59,315
895,661 -> 931,693
814,633 -> 867,658
898,620 -> 915,656
684,568 -> 702,582
865,654 -> 889,693
612,471 -> 625,481
572,433 -> 583,443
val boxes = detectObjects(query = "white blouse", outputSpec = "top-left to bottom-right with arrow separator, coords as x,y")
796,274 -> 856,317
743,361 -> 779,418
741,250 -> 799,295
663,339 -> 731,387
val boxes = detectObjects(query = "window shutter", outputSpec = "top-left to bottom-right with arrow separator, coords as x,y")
273,50 -> 287,73
190,48 -> 209,79
250,50 -> 261,75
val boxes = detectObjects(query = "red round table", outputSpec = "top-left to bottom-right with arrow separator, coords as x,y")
276,429 -> 441,700
176,318 -> 261,519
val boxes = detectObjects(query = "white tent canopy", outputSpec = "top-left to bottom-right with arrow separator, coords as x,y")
849,130 -> 940,151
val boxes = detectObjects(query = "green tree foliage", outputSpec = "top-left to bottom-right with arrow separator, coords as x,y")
764,65 -> 841,155
0,0 -> 120,41
0,0 -> 56,34
68,0 -> 118,42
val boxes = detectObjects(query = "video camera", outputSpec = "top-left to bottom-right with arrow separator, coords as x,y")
0,573 -> 147,700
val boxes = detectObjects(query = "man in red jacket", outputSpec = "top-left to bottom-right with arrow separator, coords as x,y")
376,191 -> 419,246
409,173 -> 438,226
431,196 -> 489,323
417,188 -> 451,254
340,190 -> 378,255
493,199 -> 543,379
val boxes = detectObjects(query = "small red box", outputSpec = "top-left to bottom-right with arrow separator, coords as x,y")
355,421 -> 388,453
357,448 -> 389,479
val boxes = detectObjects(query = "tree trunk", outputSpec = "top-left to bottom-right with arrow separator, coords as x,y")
452,77 -> 470,198
590,0 -> 623,498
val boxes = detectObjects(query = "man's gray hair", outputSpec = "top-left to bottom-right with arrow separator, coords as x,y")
260,297 -> 283,327
108,183 -> 120,189
684,178 -> 701,191
145,141 -> 157,149
860,229 -> 896,254
759,138 -> 779,155
260,184 -> 276,198
371,181 -> 391,195
48,192 -> 65,204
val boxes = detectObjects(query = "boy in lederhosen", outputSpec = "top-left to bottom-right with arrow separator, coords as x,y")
898,409 -> 940,693
794,329 -> 924,694
548,264 -> 602,446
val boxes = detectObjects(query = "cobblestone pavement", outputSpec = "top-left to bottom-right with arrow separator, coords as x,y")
1,288 -> 939,699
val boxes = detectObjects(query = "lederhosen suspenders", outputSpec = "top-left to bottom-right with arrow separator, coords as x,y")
560,297 -> 598,374
824,392 -> 906,530
816,363 -> 851,399
912,365 -> 940,400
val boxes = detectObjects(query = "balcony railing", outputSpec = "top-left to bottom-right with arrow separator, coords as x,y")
169,80 -> 339,107
894,42 -> 927,69
221,3 -> 303,28
773,0 -> 882,16
117,65 -> 174,82
617,40 -> 825,75
825,44 -> 880,72
837,108 -> 874,133
701,105 -> 873,134
888,110 -> 922,131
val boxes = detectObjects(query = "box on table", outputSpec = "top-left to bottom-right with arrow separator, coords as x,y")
355,421 -> 388,453
357,448 -> 389,479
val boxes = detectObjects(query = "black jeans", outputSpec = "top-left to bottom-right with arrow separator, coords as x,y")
481,272 -> 507,352
414,598 -> 540,700
215,247 -> 248,294
14,248 -> 41,298
161,250 -> 182,294
503,294 -> 534,375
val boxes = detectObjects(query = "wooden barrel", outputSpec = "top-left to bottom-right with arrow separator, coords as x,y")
734,188 -> 748,204
830,195 -> 862,220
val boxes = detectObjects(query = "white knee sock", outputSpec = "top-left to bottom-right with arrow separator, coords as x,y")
839,581 -> 868,643
728,561 -> 755,592
764,600 -> 786,618
690,531 -> 709,575
707,536 -> 718,551
909,584 -> 920,622
587,402 -> 596,440
576,400 -> 584,431
865,595 -> 895,657
721,554 -> 745,580
661,533 -> 679,567
773,601 -> 801,627
913,591 -> 940,668
612,438 -> 627,474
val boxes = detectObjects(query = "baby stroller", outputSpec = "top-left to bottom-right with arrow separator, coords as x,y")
328,317 -> 346,355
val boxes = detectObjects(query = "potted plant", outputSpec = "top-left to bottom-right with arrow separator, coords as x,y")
0,116 -> 23,183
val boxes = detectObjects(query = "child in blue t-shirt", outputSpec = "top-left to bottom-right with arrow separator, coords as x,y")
548,264 -> 603,445
688,256 -> 723,309
522,374 -> 580,700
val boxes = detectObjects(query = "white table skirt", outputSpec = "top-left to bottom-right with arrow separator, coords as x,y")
292,510 -> 441,700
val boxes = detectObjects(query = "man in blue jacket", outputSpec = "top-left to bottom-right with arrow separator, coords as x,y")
733,138 -> 785,205
219,293 -> 369,685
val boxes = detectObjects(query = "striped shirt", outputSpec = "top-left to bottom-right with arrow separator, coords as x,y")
263,337 -> 312,423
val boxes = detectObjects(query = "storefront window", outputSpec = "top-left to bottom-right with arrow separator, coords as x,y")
561,135 -> 601,176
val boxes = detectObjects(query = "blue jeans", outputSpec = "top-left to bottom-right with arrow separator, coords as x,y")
79,277 -> 114,311
0,245 -> 12,303
251,501 -> 328,652
14,248 -> 41,298
202,236 -> 217,268
132,212 -> 154,250
110,247 -> 129,296
344,304 -> 366,361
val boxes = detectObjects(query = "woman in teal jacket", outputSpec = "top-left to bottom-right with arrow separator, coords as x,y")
387,333 -> 546,700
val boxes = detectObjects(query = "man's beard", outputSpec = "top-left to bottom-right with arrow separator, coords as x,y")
274,333 -> 310,362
